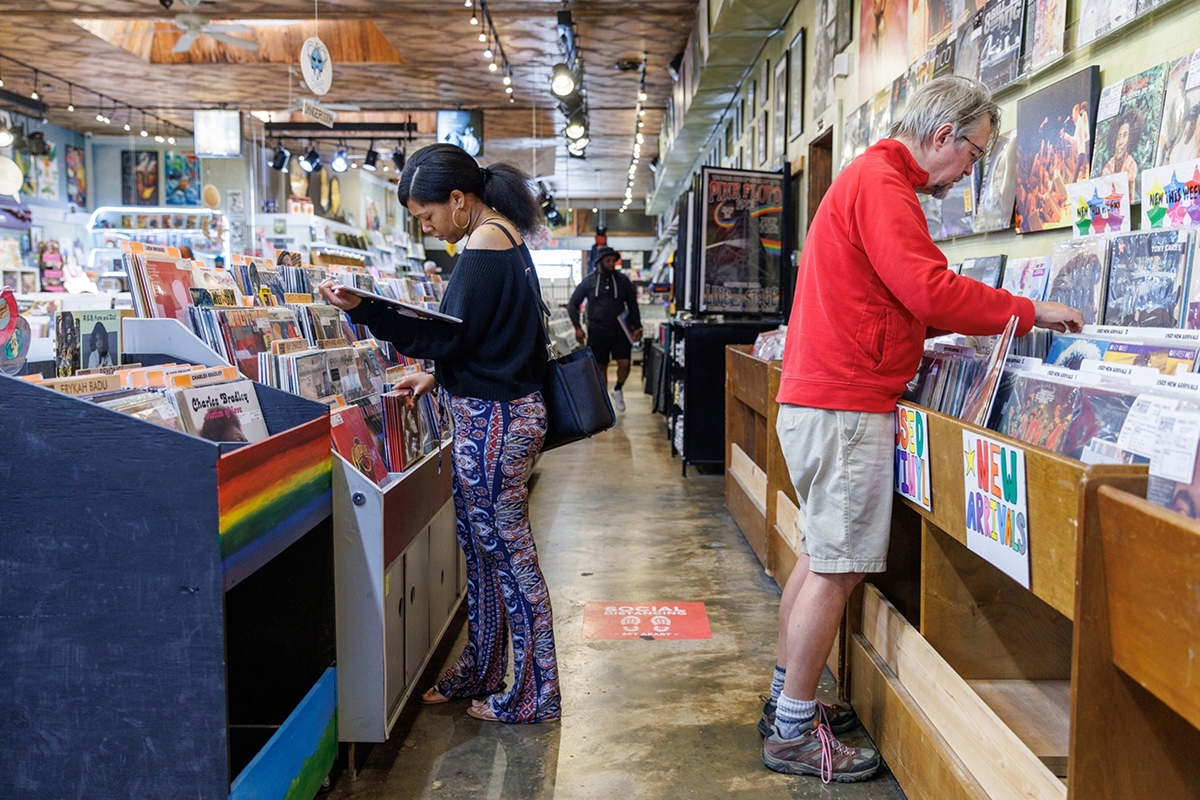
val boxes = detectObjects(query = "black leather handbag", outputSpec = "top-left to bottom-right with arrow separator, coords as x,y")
539,343 -> 616,451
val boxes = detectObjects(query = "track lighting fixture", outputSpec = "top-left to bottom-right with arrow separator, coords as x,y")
330,146 -> 349,173
0,125 -> 12,148
362,141 -> 379,171
550,63 -> 577,97
298,144 -> 321,173
565,111 -> 587,141
269,143 -> 291,172
391,147 -> 406,171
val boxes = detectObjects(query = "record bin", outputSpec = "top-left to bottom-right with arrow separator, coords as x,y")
849,402 -> 1148,800
0,365 -> 337,800
332,440 -> 465,747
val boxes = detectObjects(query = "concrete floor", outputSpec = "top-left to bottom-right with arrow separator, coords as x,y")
329,389 -> 907,800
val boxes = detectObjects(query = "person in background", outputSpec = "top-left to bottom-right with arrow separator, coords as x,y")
567,246 -> 642,412
760,76 -> 1084,782
423,259 -> 440,278
319,143 -> 560,725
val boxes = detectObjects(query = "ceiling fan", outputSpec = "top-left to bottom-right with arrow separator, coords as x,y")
168,13 -> 260,52
260,67 -> 360,120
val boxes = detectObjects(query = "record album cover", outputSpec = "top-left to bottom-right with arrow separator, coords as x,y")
859,0 -> 910,100
1015,66 -> 1101,232
1045,236 -> 1109,325
331,404 -> 388,486
977,0 -> 1025,92
1103,229 -> 1190,327
959,255 -> 1007,288
1077,0 -> 1137,47
995,374 -> 1079,453
1066,172 -> 1131,236
77,310 -> 121,371
1156,48 -> 1200,168
1001,256 -> 1050,301
1027,0 -> 1065,72
1104,341 -> 1198,374
975,132 -> 1018,232
176,379 -> 269,442
141,257 -> 196,327
1046,334 -> 1113,368
953,10 -> 984,82
1090,63 -> 1168,201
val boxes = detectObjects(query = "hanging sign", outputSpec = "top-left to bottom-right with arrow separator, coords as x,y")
300,37 -> 332,96
962,431 -> 1030,588
301,99 -> 335,129
895,405 -> 931,511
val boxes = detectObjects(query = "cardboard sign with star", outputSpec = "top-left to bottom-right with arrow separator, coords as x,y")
962,430 -> 1030,588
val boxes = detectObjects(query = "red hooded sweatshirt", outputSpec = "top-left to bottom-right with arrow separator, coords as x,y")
777,139 -> 1035,413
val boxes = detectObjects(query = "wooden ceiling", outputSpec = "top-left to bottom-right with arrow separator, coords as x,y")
0,0 -> 699,206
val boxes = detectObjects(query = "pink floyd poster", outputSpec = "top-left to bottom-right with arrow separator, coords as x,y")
121,150 -> 159,206
697,167 -> 784,314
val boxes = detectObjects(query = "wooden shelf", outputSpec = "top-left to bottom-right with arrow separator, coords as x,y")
968,680 -> 1070,778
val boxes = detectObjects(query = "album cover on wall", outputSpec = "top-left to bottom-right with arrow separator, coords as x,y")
953,10 -> 985,81
975,132 -> 1018,232
1077,0 -> 1137,47
697,167 -> 785,314
1090,63 -> 1168,201
1001,256 -> 1050,301
1066,172 -> 1131,236
1045,236 -> 1109,325
859,0 -> 909,99
1156,48 -> 1200,168
436,110 -> 483,157
811,0 -> 838,120
121,150 -> 159,206
1103,229 -> 1191,327
1015,66 -> 1101,232
1142,160 -> 1200,232
921,169 -> 980,241
1026,0 -> 1066,72
959,255 -> 1007,288
977,0 -> 1025,92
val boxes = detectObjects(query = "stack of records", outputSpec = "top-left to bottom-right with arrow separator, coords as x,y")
382,390 -> 427,473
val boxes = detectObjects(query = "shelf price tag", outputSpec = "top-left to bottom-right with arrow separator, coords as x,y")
895,405 -> 931,511
962,431 -> 1030,589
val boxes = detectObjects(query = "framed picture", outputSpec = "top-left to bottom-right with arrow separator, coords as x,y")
834,0 -> 852,52
724,122 -> 735,161
774,56 -> 788,167
758,111 -> 769,166
747,81 -> 756,120
121,150 -> 159,206
436,109 -> 484,157
788,30 -> 806,141
760,61 -> 770,106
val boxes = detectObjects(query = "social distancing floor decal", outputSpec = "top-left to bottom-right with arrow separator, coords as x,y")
581,602 -> 712,640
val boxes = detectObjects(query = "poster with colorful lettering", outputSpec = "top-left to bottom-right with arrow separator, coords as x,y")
697,167 -> 784,314
962,430 -> 1030,588
1015,66 -> 1100,232
1141,160 -> 1200,232
858,0 -> 909,101
1065,172 -> 1131,237
895,405 -> 932,510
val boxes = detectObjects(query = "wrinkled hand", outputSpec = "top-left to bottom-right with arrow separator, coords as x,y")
1031,300 -> 1084,333
317,279 -> 361,311
393,371 -> 436,398
574,327 -> 586,346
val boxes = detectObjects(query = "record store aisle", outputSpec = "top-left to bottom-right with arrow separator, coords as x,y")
330,390 -> 904,800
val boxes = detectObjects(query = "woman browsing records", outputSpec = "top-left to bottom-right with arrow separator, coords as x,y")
318,143 -> 559,725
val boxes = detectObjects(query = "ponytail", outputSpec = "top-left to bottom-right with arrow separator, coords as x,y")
397,143 -> 544,239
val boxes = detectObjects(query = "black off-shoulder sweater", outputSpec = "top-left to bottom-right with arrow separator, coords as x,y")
346,245 -> 547,402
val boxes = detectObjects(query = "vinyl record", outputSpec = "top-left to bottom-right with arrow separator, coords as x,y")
0,315 -> 31,375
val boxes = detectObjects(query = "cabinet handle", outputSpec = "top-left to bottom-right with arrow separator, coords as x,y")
441,569 -> 445,585
398,597 -> 404,617
410,586 -> 416,604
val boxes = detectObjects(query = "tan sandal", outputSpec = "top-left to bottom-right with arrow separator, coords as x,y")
467,700 -> 500,722
421,687 -> 450,705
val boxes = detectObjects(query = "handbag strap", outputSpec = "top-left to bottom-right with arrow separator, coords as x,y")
482,221 -> 560,360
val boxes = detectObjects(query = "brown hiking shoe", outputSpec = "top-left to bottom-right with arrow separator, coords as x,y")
758,695 -> 859,737
762,721 -> 880,783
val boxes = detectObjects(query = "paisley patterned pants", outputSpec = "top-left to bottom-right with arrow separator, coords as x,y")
433,391 -> 561,723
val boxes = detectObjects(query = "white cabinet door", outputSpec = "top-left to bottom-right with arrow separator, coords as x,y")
403,527 -> 431,688
384,554 -> 406,718
428,502 -> 459,636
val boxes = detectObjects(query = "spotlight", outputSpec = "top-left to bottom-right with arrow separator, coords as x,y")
299,145 -> 322,173
550,63 -> 577,97
362,141 -> 379,171
270,143 -> 291,172
567,140 -> 587,158
351,162 -> 358,168
0,126 -> 13,148
564,111 -> 587,140
330,147 -> 349,173
483,47 -> 493,59
391,147 -> 406,171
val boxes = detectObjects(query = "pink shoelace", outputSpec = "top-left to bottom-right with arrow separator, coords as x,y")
813,721 -> 857,785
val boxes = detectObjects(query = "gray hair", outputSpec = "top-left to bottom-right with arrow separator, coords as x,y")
889,76 -> 1001,152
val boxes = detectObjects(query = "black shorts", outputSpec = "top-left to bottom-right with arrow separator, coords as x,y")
587,326 -> 632,362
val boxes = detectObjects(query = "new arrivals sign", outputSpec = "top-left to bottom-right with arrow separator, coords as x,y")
962,431 -> 1030,588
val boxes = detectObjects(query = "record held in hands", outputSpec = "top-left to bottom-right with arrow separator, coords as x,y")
336,286 -> 463,324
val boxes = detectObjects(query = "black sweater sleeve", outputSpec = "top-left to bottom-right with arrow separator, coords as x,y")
346,250 -> 504,361
622,274 -> 642,331
567,275 -> 590,328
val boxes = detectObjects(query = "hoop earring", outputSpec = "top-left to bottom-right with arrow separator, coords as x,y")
452,207 -> 468,232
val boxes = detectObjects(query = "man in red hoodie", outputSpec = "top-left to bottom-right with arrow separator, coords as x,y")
760,76 -> 1084,781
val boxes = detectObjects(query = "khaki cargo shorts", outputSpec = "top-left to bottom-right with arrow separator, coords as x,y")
776,404 -> 894,574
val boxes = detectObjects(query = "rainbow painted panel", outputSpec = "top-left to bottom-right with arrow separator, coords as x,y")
218,418 -> 332,588
229,666 -> 337,800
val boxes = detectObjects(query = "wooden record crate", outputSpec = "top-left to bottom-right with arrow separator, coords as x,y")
0,369 -> 337,800
849,402 -> 1148,800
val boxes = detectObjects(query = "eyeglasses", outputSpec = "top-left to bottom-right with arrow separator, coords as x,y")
958,134 -> 986,165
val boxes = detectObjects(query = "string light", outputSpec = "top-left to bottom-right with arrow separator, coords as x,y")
470,0 -> 515,98
30,70 -> 38,100
67,84 -> 74,113
621,55 -> 648,213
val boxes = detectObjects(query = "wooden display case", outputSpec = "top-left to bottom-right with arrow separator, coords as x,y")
850,402 -> 1149,800
0,371 -> 337,800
